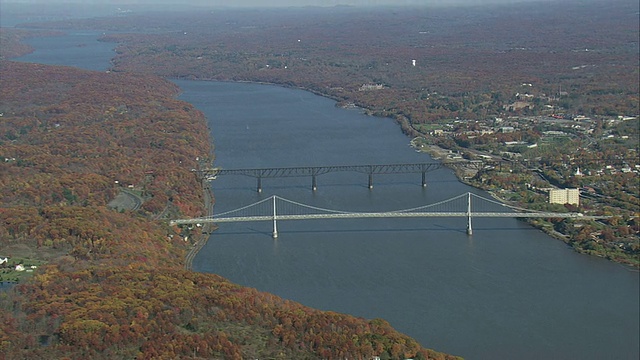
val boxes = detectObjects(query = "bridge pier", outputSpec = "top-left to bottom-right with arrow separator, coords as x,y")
257,177 -> 262,193
312,175 -> 317,191
368,174 -> 373,189
421,171 -> 427,187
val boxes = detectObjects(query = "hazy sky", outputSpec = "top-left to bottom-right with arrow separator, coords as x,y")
179,0 -> 544,5
3,0 -> 551,7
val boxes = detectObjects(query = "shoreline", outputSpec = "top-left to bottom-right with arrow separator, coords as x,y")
176,77 -> 638,270
184,172 -> 217,271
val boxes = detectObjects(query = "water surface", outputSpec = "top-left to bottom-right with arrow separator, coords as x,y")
176,81 -> 639,359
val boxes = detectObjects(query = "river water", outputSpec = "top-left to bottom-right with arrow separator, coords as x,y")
14,30 -> 640,359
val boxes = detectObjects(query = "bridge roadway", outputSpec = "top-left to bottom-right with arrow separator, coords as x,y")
196,162 -> 445,192
170,211 -> 590,225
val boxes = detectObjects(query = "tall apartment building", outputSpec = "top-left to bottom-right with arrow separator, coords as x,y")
549,188 -> 580,206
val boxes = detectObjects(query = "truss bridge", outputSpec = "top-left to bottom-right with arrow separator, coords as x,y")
196,162 -> 443,192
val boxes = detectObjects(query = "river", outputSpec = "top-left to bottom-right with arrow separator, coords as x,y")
14,29 -> 640,359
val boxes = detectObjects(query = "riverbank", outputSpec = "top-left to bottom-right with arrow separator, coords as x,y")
184,175 -> 217,270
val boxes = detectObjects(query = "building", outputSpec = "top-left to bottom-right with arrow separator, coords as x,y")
358,83 -> 384,91
549,188 -> 580,206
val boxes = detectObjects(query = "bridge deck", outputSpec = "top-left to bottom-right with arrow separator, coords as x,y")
198,162 -> 444,178
170,212 -> 591,225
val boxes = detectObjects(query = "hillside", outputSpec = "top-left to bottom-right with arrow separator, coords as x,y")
0,61 -> 456,359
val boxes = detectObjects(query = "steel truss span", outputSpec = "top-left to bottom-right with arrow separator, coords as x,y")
196,163 -> 444,191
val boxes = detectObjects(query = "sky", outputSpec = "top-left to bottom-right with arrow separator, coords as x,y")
2,0 -> 551,7
177,0 -> 543,6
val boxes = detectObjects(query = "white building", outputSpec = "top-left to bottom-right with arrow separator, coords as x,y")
359,83 -> 384,91
549,188 -> 580,206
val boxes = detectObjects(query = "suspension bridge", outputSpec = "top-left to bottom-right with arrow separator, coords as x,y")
170,192 -> 599,238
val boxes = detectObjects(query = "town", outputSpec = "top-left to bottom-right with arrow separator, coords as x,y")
408,100 -> 638,264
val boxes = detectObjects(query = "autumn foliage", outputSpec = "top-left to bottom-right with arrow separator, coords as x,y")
0,61 -> 456,359
34,1 -> 637,122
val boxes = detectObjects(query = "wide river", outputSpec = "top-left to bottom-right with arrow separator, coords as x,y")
15,30 -> 640,359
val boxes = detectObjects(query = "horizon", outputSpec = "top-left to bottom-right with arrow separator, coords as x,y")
0,0 -> 563,8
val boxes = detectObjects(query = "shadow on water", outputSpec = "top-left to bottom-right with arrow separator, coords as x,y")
213,224 -> 540,238
215,183 -> 453,193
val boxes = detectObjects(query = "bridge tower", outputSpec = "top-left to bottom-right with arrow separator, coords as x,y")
466,192 -> 473,236
272,196 -> 278,239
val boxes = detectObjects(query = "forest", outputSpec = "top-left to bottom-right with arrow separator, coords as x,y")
21,0 -> 637,119
0,61 -> 455,359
